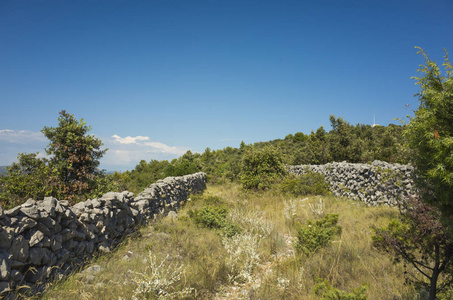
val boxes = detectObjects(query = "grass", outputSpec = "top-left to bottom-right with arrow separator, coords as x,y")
35,181 -> 420,299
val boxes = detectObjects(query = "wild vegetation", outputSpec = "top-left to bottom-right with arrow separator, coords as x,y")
106,116 -> 410,196
38,183 -> 421,299
0,111 -> 114,209
1,48 -> 452,298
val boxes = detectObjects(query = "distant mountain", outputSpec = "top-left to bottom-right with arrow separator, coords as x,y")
0,166 -> 9,176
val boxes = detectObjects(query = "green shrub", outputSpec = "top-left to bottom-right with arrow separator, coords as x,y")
188,205 -> 241,237
240,147 -> 287,190
314,279 -> 368,300
280,172 -> 330,196
295,214 -> 342,255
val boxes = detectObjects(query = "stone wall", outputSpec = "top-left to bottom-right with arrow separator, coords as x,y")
0,172 -> 207,296
288,161 -> 416,206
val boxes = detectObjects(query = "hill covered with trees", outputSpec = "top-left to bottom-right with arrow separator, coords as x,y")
116,115 -> 409,194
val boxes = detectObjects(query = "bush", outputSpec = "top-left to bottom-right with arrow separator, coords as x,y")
240,147 -> 287,190
295,214 -> 342,255
188,204 -> 241,237
280,172 -> 330,196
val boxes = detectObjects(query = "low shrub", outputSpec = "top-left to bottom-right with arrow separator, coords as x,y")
295,214 -> 342,255
188,205 -> 241,237
222,233 -> 260,283
280,172 -> 330,196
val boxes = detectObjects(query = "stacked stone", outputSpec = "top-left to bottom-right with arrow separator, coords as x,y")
0,172 -> 207,296
288,161 -> 415,206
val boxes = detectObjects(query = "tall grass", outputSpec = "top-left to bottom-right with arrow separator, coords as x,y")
40,182 -> 417,299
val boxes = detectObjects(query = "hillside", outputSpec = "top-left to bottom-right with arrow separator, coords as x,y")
119,116 -> 409,194
41,182 -> 417,299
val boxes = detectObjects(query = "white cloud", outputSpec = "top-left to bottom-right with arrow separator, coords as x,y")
0,131 -> 190,171
111,135 -> 150,144
144,141 -> 187,155
0,129 -> 48,166
0,129 -> 47,144
101,134 -> 190,171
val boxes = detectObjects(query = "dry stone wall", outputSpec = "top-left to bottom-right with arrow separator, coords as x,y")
0,172 -> 207,296
288,161 -> 416,206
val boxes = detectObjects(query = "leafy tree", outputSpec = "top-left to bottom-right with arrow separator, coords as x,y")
373,196 -> 453,300
404,48 -> 453,232
0,153 -> 59,208
293,132 -> 307,143
240,147 -> 287,190
121,159 -> 170,194
41,110 -> 107,200
164,158 -> 200,177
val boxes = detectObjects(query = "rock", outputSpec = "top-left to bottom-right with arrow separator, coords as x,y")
22,198 -> 36,208
98,243 -> 110,253
72,202 -> 86,216
0,250 -> 12,280
51,235 -> 62,252
15,217 -> 38,234
0,228 -> 12,249
101,192 -> 123,202
63,240 -> 78,251
166,211 -> 178,220
91,199 -> 101,208
79,213 -> 91,222
84,199 -> 93,209
40,216 -> 56,229
11,269 -> 23,282
10,259 -> 27,271
56,248 -> 72,265
60,200 -> 70,207
5,206 -> 21,217
82,264 -> 102,275
10,236 -> 29,262
42,197 -> 57,217
20,205 -> 41,219
74,241 -> 86,256
0,281 -> 11,294
29,230 -> 45,247
29,247 -> 50,265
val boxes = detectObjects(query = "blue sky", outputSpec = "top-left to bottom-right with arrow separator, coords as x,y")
1,0 -> 452,171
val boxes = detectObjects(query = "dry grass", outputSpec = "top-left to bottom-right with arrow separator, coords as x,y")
38,182 -> 418,299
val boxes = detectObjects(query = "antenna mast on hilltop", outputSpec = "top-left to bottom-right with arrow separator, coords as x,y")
372,114 -> 380,127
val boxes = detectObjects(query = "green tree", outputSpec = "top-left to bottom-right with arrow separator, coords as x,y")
373,196 -> 453,300
240,147 -> 287,190
124,159 -> 170,193
404,48 -> 453,232
293,132 -> 307,143
0,153 -> 59,208
164,158 -> 200,177
41,110 -> 107,200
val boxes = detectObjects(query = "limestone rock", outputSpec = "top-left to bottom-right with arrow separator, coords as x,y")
10,236 -> 29,262
29,230 -> 45,247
